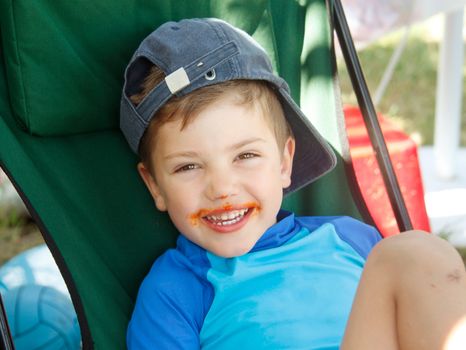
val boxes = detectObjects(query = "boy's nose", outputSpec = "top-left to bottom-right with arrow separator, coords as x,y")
205,167 -> 238,201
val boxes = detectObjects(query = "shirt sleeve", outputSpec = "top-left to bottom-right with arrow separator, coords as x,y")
295,215 -> 382,260
127,250 -> 212,349
330,216 -> 382,259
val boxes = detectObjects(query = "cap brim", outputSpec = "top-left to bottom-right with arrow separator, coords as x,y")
277,87 -> 337,195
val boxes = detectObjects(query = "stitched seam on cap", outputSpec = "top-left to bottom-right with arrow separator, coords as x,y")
184,42 -> 239,86
206,20 -> 238,79
124,94 -> 150,126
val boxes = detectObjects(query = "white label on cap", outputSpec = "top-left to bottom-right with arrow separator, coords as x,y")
165,68 -> 190,94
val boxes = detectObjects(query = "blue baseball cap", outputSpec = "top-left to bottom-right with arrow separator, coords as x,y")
120,18 -> 336,194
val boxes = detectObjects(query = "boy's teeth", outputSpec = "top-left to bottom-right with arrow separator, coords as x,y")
205,209 -> 249,225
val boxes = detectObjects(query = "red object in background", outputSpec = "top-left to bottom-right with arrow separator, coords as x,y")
344,106 -> 431,237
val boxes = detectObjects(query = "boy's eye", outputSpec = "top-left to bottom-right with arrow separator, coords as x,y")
174,164 -> 199,173
237,152 -> 259,160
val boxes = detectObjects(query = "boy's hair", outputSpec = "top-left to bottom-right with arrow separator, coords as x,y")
131,66 -> 293,170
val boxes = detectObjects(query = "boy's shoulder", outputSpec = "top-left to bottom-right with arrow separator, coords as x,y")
295,215 -> 382,259
128,246 -> 213,348
141,242 -> 212,295
132,245 -> 214,334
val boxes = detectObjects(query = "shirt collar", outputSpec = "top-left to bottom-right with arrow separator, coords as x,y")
249,210 -> 299,252
177,209 -> 300,257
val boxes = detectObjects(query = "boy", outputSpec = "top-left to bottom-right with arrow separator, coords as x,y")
120,18 -> 466,349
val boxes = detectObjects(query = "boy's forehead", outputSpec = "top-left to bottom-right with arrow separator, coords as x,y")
160,88 -> 272,133
154,100 -> 275,152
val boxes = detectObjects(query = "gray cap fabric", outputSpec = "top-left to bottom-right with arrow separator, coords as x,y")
120,18 -> 336,195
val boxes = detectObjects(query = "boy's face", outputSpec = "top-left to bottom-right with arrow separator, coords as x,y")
138,92 -> 295,258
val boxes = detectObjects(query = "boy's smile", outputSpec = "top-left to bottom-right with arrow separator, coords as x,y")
191,202 -> 260,233
138,92 -> 295,257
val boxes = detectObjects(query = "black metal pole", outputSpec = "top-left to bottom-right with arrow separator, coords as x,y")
0,294 -> 14,350
332,0 -> 413,232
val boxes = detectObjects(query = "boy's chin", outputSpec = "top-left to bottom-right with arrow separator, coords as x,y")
208,242 -> 256,258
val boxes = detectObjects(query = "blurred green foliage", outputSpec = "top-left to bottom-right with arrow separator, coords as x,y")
337,29 -> 466,147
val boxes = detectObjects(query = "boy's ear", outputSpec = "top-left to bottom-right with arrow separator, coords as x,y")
280,137 -> 295,189
137,162 -> 167,212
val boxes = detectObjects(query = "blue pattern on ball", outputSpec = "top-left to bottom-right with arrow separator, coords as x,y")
2,284 -> 81,349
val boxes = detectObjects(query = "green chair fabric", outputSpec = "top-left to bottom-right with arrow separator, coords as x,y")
0,0 -> 372,348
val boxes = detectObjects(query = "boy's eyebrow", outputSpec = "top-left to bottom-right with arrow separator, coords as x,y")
228,137 -> 266,151
164,151 -> 199,160
164,138 -> 267,160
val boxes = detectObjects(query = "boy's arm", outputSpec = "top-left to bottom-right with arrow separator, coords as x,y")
127,251 -> 212,349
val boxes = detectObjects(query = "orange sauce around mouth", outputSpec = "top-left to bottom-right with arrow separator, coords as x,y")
189,202 -> 261,226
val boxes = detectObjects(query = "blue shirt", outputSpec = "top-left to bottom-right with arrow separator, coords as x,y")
127,212 -> 381,349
